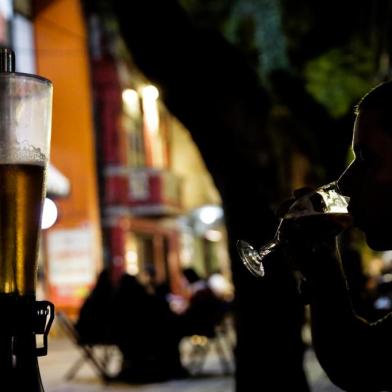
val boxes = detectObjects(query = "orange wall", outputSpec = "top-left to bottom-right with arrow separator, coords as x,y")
33,0 -> 102,294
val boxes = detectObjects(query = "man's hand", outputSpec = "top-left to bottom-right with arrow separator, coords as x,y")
275,188 -> 341,276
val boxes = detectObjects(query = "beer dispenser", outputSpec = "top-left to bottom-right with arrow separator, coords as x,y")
0,48 -> 54,391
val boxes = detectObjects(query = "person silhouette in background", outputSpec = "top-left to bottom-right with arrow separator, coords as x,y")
181,268 -> 229,338
75,267 -> 117,345
76,264 -> 188,383
136,264 -> 189,380
141,263 -> 171,301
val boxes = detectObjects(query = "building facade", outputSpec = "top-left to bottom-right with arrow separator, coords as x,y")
4,0 -> 231,313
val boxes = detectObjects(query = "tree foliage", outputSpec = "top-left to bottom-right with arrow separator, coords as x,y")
305,41 -> 377,118
179,0 -> 383,122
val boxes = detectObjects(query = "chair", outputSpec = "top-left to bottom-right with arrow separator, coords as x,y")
184,314 -> 235,375
56,311 -> 119,383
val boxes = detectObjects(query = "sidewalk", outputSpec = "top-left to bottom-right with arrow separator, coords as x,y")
38,336 -> 341,392
39,336 -> 234,392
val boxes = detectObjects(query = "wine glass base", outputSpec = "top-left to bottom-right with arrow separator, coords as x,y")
236,240 -> 265,277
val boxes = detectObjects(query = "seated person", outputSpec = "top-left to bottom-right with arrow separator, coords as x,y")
75,265 -> 188,383
75,268 -> 116,344
180,268 -> 230,338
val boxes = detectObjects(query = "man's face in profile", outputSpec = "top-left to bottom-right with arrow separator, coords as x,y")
338,108 -> 392,250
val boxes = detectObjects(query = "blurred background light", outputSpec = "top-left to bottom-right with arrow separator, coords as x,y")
141,85 -> 159,101
198,205 -> 223,225
205,229 -> 222,242
41,197 -> 58,230
122,88 -> 140,117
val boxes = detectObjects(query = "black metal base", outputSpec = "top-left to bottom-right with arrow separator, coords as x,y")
0,294 -> 54,357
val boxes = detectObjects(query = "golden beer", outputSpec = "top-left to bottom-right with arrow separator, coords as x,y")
0,163 -> 45,295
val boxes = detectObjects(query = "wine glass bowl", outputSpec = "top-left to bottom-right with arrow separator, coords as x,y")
237,181 -> 351,278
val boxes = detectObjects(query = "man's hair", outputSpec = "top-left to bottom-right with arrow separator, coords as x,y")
356,80 -> 392,113
355,80 -> 392,134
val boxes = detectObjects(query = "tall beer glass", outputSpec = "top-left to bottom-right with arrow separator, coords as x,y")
0,49 -> 53,391
0,67 -> 52,296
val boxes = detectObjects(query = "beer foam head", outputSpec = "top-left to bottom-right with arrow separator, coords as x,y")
0,74 -> 52,166
0,140 -> 46,165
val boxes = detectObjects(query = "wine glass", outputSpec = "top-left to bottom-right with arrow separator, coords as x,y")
237,181 -> 352,278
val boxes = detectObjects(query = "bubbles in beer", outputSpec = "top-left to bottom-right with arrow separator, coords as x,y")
0,163 -> 45,295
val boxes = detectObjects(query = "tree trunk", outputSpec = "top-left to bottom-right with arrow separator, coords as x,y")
112,1 -> 310,390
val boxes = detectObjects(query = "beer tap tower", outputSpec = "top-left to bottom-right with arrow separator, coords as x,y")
0,48 -> 54,391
